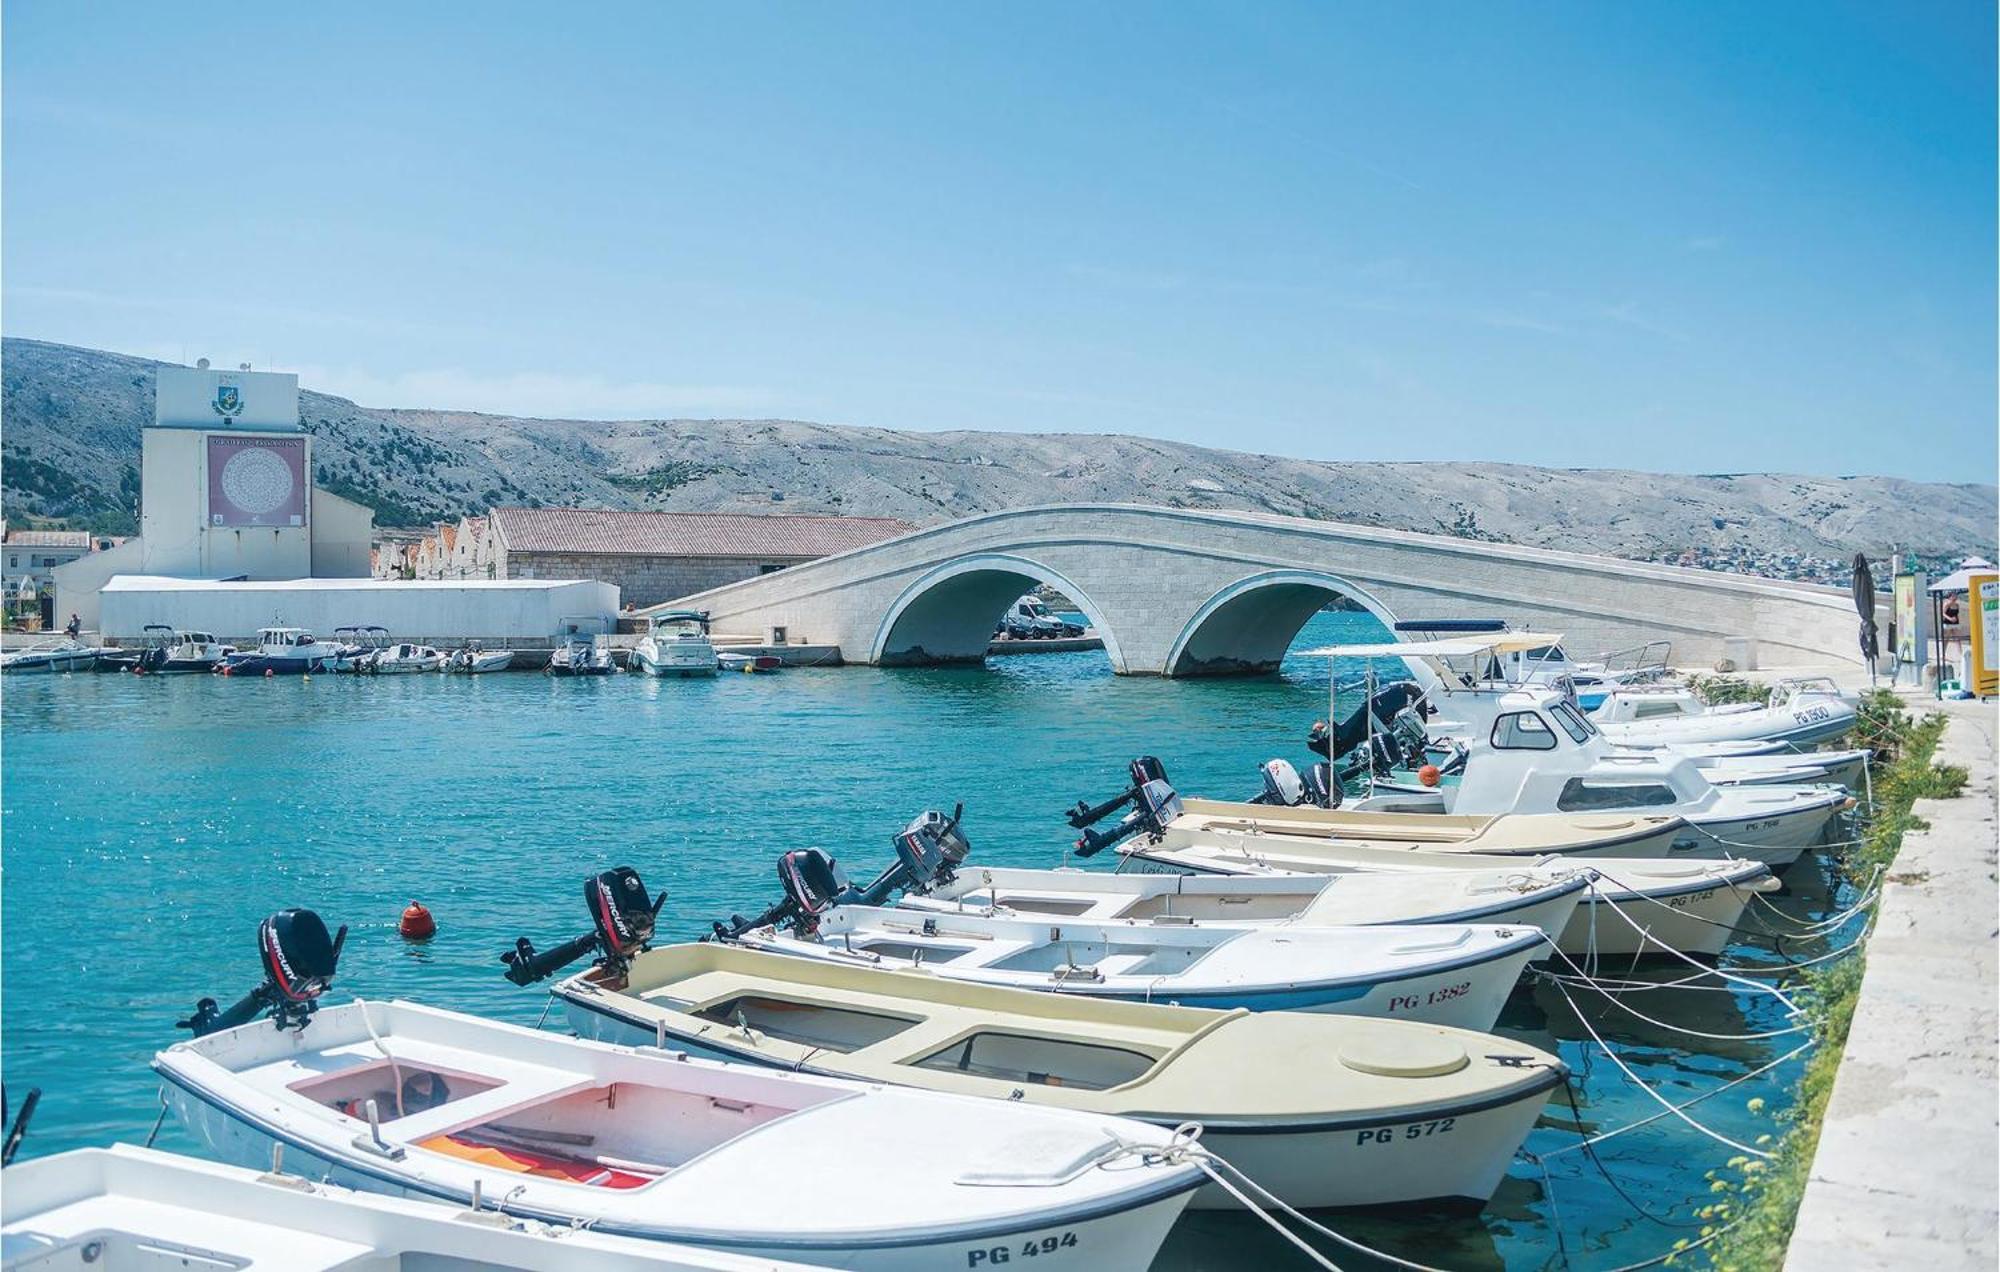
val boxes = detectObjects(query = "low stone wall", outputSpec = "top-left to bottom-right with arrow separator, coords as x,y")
504,551 -> 802,609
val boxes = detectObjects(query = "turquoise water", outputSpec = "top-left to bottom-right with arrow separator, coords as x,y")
1,610 -> 1854,1269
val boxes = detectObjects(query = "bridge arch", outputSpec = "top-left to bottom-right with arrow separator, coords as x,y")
869,553 -> 1128,672
1165,568 -> 1398,677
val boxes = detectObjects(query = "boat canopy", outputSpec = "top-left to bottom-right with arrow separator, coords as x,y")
1295,632 -> 1567,660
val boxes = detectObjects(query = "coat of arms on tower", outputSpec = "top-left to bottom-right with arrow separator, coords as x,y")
213,384 -> 244,417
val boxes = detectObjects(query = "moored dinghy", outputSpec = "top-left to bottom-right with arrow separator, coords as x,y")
2,1144 -> 832,1272
549,943 -> 1569,1211
154,999 -> 1201,1271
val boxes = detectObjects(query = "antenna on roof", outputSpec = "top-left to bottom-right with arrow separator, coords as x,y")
239,363 -> 252,372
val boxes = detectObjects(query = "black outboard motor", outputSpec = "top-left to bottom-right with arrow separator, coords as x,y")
176,909 -> 346,1037
502,866 -> 664,986
1068,758 -> 1183,857
1306,680 -> 1430,762
713,806 -> 973,939
1299,760 -> 1340,809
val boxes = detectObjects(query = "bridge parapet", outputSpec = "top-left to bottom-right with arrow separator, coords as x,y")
646,504 -> 1866,676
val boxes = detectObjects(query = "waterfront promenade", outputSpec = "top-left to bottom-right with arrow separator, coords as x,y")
1785,692 -> 1999,1270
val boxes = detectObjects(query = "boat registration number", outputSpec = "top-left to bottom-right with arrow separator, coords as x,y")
1794,706 -> 1832,725
1357,1117 -> 1456,1146
1665,888 -> 1716,909
1388,980 -> 1470,1013
968,1233 -> 1078,1265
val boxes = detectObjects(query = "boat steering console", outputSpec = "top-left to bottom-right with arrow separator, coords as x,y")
502,866 -> 666,986
175,908 -> 347,1037
712,806 -> 971,940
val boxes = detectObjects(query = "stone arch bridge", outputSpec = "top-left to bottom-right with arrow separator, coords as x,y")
646,505 -> 1866,676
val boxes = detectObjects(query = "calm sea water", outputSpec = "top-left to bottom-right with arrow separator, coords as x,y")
1,610 -> 1855,1269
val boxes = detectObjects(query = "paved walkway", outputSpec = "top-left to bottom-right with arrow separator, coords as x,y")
1785,693 -> 1998,1270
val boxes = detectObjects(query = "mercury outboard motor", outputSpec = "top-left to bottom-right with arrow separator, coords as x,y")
502,866 -> 664,986
1068,758 -> 1183,857
176,908 -> 346,1037
714,806 -> 973,939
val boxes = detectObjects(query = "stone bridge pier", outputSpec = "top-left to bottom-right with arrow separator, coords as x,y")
648,505 -> 1869,676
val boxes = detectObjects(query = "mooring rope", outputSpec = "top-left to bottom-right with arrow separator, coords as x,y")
1541,976 -> 1776,1160
1537,1038 -> 1815,1159
1534,943 -> 1813,1042
1584,889 -> 1805,1012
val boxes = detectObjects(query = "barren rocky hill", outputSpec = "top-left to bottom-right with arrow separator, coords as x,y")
4,338 -> 1992,576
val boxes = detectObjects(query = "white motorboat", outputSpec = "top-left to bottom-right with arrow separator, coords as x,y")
221,628 -> 342,676
720,902 -> 1541,1030
329,625 -> 391,673
151,628 -> 229,674
367,642 -> 447,674
1,1144 -> 829,1272
1592,677 -> 1859,748
547,616 -> 616,676
155,998 -> 1201,1271
1336,687 -> 1851,867
448,642 -> 515,673
633,611 -> 719,678
892,862 -> 1590,944
0,637 -> 100,674
554,943 -> 1569,1212
1120,830 -> 1778,959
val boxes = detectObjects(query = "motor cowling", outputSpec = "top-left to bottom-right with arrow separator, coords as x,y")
891,808 -> 971,896
177,908 -> 347,1036
503,867 -> 664,987
1257,759 -> 1306,806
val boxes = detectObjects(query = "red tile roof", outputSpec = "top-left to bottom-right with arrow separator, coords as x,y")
490,507 -> 915,559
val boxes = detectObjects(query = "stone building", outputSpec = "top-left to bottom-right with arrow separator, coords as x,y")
485,506 -> 914,608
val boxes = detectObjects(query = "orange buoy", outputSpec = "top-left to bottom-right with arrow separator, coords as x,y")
399,900 -> 437,941
1417,764 -> 1442,787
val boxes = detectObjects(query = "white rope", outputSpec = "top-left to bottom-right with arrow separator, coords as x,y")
1543,976 -> 1775,1160
1536,940 -> 1813,1041
1585,889 -> 1804,1012
355,998 -> 406,1118
1537,1038 -> 1815,1159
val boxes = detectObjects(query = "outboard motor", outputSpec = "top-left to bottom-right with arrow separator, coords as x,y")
176,908 -> 346,1037
1068,759 -> 1183,857
714,806 -> 973,939
1306,680 -> 1430,762
502,866 -> 664,986
1299,761 -> 1341,809
1251,758 -> 1307,806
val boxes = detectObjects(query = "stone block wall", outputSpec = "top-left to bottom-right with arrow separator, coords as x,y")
499,550 -> 801,608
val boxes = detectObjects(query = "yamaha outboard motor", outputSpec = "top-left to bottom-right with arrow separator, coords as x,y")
1299,761 -> 1340,809
502,866 -> 664,986
1068,758 -> 1183,857
889,807 -> 972,897
176,908 -> 347,1037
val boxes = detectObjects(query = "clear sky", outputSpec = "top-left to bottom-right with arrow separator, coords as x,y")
4,2 -> 1993,482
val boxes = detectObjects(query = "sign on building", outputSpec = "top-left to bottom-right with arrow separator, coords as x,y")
155,366 -> 300,432
207,435 -> 308,527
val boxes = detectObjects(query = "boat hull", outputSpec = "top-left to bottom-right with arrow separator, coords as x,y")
0,651 -> 98,674
1675,797 -> 1845,868
562,997 -> 1559,1211
160,1075 -> 1193,1272
219,655 -> 327,675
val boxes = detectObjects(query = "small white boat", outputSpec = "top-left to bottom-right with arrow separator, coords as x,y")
154,999 -> 1201,1271
330,625 -> 392,673
1122,831 -> 1778,959
721,903 -> 1542,1030
448,643 -> 515,674
893,862 -> 1590,943
1349,689 -> 1852,868
151,628 -> 229,674
1,1144 -> 830,1272
547,617 -> 616,677
717,651 -> 783,674
1592,677 -> 1859,748
367,642 -> 447,674
633,611 -> 719,678
555,943 -> 1569,1211
0,638 -> 100,674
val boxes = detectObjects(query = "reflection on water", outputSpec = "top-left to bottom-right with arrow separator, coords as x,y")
0,609 -> 1858,1269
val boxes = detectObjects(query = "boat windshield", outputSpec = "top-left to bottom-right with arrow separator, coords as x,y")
1548,701 -> 1596,742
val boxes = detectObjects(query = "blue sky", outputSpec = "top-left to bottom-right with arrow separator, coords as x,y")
5,2 -> 1993,482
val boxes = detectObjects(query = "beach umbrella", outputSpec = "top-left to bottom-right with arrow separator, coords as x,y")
1853,553 -> 1878,682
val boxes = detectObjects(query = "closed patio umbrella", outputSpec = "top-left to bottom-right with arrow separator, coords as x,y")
1853,553 -> 1878,684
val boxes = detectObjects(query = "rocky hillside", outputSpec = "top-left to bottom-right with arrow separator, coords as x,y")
4,338 -> 1992,575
